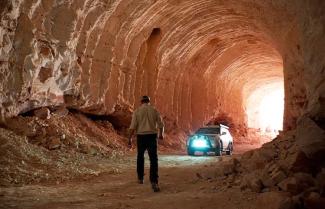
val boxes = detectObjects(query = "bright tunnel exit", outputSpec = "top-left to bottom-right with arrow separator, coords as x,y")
246,81 -> 284,139
258,89 -> 284,131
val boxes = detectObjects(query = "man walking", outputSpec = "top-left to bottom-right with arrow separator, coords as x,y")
128,96 -> 164,192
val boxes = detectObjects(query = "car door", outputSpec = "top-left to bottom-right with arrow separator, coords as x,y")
226,129 -> 233,144
220,128 -> 230,149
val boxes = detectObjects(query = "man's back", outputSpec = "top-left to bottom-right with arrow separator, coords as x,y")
130,104 -> 164,135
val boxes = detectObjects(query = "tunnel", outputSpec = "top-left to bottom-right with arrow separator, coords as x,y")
1,0 -> 316,139
0,0 -> 325,207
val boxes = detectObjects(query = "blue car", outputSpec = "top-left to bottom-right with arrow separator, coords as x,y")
186,125 -> 233,156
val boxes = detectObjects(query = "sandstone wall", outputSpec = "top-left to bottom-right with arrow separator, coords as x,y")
0,0 -> 324,134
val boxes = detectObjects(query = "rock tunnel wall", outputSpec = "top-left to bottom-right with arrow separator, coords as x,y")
0,0 -> 324,135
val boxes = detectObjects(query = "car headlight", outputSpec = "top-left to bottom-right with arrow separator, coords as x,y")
191,136 -> 209,148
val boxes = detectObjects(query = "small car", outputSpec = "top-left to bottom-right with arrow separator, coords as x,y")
186,124 -> 233,156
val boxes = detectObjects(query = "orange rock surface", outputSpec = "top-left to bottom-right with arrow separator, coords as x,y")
0,0 -> 324,139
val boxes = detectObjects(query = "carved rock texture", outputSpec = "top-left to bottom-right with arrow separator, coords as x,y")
0,0 -> 324,133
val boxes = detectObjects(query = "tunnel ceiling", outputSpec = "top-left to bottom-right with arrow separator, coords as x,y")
1,0 -> 324,132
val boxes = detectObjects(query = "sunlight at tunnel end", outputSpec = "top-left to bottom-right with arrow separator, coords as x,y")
246,82 -> 284,138
258,89 -> 284,131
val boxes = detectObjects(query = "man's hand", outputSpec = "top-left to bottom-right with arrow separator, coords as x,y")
128,139 -> 132,149
128,129 -> 135,149
158,127 -> 164,140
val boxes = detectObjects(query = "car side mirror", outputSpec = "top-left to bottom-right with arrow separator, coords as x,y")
221,132 -> 226,135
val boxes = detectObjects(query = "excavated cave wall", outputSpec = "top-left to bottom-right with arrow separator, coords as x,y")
0,0 -> 324,139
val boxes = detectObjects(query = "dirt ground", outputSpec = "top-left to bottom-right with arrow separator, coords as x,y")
0,111 -> 265,209
0,144 -> 262,209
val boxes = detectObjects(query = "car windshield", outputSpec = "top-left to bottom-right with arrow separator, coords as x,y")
195,127 -> 220,134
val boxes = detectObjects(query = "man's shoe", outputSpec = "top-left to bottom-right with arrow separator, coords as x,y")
151,183 -> 160,192
138,179 -> 144,184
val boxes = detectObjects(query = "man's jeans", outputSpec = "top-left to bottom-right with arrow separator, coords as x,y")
136,134 -> 158,184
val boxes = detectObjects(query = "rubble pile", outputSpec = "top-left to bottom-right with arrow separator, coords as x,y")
0,127 -> 127,186
200,117 -> 325,208
0,106 -> 187,186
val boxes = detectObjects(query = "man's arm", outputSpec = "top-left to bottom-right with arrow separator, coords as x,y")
128,129 -> 135,147
128,112 -> 137,148
158,127 -> 164,139
156,111 -> 164,139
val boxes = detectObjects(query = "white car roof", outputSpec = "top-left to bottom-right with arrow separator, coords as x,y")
203,124 -> 229,129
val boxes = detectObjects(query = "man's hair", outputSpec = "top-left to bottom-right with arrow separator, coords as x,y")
141,95 -> 150,103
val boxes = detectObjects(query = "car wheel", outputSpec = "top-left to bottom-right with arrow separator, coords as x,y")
226,143 -> 233,155
187,148 -> 195,156
215,141 -> 222,156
